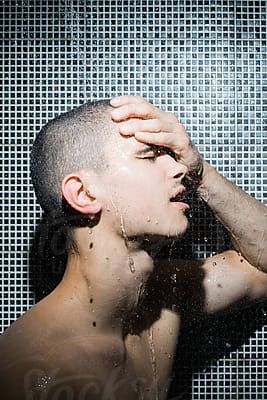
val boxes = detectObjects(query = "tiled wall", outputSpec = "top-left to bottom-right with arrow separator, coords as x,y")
1,1 -> 266,398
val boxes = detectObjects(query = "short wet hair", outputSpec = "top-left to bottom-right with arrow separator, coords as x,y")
30,99 -> 113,218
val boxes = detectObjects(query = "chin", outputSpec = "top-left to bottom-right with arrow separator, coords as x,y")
169,217 -> 189,238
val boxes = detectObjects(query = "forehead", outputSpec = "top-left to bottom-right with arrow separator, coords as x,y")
106,127 -> 152,158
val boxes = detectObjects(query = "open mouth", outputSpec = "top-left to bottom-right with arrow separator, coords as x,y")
170,193 -> 185,202
170,189 -> 190,210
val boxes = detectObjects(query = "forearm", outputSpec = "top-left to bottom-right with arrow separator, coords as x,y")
197,160 -> 267,271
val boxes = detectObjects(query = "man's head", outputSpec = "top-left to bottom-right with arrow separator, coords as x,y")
31,98 -> 189,254
30,99 -> 114,219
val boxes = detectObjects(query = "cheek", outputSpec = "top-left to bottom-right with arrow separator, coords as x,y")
109,175 -> 147,211
102,163 -> 168,217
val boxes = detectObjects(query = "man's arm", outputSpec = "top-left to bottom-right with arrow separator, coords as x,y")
198,161 -> 267,271
137,249 -> 267,319
170,251 -> 267,316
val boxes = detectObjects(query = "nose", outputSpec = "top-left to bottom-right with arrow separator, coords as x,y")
166,156 -> 189,181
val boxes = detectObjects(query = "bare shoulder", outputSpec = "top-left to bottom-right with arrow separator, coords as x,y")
0,316 -> 126,399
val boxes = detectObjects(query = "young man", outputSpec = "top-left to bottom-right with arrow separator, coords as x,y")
0,95 -> 266,399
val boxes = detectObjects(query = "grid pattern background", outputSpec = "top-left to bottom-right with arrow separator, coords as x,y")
1,0 -> 267,399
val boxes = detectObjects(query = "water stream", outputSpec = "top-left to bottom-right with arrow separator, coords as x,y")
148,326 -> 159,400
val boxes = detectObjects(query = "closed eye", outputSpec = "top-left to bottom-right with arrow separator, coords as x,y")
136,147 -> 177,162
136,153 -> 157,161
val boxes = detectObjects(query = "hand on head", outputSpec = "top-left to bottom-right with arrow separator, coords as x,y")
110,95 -> 203,184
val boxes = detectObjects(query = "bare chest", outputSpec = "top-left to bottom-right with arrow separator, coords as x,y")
125,308 -> 181,400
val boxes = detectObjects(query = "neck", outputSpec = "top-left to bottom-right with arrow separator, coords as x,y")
57,227 -> 155,338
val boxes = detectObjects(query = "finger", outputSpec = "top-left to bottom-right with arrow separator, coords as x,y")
134,131 -> 176,148
110,95 -> 146,107
111,103 -> 163,122
119,119 -> 175,136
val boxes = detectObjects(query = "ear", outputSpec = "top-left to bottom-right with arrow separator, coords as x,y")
61,172 -> 102,215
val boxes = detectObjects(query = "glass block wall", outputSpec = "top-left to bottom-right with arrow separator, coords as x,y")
1,0 -> 266,399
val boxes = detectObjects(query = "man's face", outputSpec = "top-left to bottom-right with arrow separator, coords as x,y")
98,131 -> 190,240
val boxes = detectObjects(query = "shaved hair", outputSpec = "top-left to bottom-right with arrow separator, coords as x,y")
30,99 -> 114,252
30,100 -> 117,257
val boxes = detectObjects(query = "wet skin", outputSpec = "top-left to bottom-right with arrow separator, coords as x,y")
0,96 -> 267,399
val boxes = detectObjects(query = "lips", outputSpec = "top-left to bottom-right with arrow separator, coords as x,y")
170,187 -> 190,210
170,187 -> 186,202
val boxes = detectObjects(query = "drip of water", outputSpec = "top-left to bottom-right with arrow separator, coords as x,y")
168,240 -> 175,262
129,256 -> 135,273
148,327 -> 159,400
120,215 -> 128,244
120,215 -> 136,274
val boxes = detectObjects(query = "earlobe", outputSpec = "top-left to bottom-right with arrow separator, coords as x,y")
62,174 -> 102,215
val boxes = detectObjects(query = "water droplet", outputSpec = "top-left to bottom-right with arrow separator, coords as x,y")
212,261 -> 217,266
171,273 -> 177,283
225,342 -> 231,348
106,206 -> 110,211
155,220 -> 159,224
147,216 -> 151,222
204,236 -> 208,242
33,375 -> 53,392
129,257 -> 135,273
88,228 -> 92,234
222,256 -> 225,260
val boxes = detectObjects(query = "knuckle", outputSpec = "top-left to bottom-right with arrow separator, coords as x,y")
137,95 -> 145,102
132,120 -> 142,131
166,112 -> 179,123
126,104 -> 137,115
154,120 -> 162,132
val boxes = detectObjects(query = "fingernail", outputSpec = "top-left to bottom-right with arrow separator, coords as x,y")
119,125 -> 129,134
110,97 -> 119,106
111,109 -> 120,119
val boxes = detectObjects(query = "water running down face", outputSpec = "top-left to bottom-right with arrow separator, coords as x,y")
97,131 -> 190,241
